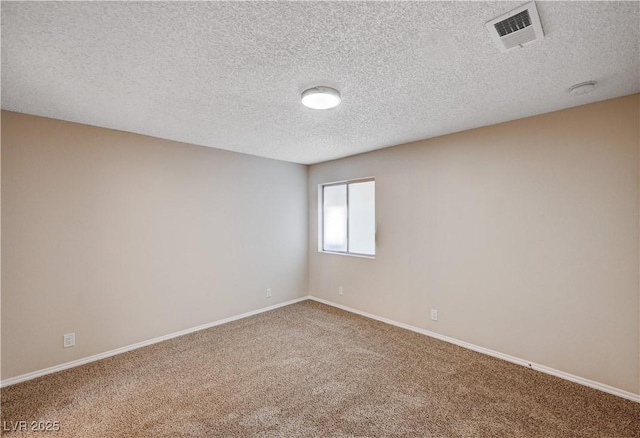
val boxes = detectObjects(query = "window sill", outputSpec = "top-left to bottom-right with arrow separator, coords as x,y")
318,251 -> 375,259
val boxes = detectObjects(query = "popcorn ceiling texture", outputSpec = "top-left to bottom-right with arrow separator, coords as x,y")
1,2 -> 639,164
2,301 -> 639,437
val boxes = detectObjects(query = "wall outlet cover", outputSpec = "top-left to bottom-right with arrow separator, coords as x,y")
63,333 -> 75,348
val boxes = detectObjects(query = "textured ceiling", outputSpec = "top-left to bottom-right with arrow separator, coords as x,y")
2,1 -> 639,164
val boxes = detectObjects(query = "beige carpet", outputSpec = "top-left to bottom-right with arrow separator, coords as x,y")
1,300 -> 639,437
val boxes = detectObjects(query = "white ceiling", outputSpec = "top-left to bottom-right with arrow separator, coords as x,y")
2,1 -> 639,165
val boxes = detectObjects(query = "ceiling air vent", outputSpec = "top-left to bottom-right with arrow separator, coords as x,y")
486,2 -> 544,52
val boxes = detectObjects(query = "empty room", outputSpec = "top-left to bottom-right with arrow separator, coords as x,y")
1,1 -> 639,437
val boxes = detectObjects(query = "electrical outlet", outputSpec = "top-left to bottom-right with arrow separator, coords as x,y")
338,286 -> 344,296
430,309 -> 438,321
266,288 -> 272,298
63,333 -> 75,348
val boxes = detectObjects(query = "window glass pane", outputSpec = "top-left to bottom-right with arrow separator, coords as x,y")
323,184 -> 347,252
348,181 -> 375,255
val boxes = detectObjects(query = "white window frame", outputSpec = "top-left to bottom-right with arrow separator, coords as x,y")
318,177 -> 375,258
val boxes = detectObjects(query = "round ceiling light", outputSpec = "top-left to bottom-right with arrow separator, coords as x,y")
301,86 -> 341,110
568,81 -> 597,96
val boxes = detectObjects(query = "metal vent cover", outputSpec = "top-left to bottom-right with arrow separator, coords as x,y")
494,10 -> 532,37
486,2 -> 544,52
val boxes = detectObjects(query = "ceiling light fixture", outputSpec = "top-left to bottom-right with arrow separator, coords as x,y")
301,86 -> 341,110
568,81 -> 597,96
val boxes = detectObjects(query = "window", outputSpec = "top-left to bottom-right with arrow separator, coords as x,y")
320,178 -> 375,257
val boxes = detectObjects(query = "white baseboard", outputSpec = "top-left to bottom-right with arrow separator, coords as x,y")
4,294 -> 638,404
1,296 -> 310,388
309,296 -> 640,403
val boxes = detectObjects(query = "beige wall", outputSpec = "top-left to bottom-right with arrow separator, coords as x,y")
309,94 -> 640,395
1,111 -> 308,380
3,95 -> 639,396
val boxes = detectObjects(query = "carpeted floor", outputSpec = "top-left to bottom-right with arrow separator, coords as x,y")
1,300 -> 639,437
